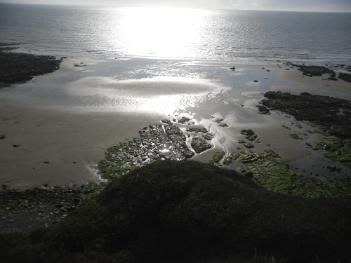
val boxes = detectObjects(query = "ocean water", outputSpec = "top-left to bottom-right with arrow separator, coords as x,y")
1,4 -> 351,63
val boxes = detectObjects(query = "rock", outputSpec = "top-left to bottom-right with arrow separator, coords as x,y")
214,118 -> 224,123
12,144 -> 20,148
339,72 -> 351,83
292,64 -> 335,77
261,91 -> 351,139
74,62 -> 86,67
161,119 -> 172,125
178,116 -> 190,124
257,105 -> 270,114
244,142 -> 254,149
186,125 -> 208,133
203,133 -> 214,141
0,134 -> 6,140
241,129 -> 258,141
219,123 -> 229,128
230,66 -> 236,71
0,48 -> 62,88
191,136 -> 212,154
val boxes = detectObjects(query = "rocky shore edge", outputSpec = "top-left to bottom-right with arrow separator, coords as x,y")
0,43 -> 63,88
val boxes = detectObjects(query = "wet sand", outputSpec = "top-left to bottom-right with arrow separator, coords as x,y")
0,57 -> 350,189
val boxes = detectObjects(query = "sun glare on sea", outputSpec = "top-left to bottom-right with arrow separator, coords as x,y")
105,7 -> 212,58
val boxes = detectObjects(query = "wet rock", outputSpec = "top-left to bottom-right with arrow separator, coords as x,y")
161,119 -> 172,125
203,133 -> 214,141
100,122 -> 196,179
0,47 -> 62,88
241,129 -> 258,141
74,62 -> 86,67
214,118 -> 224,123
178,116 -> 190,124
257,105 -> 270,114
261,91 -> 351,139
230,66 -> 236,71
339,72 -> 351,83
291,64 -> 335,77
219,123 -> 229,128
244,142 -> 254,149
186,125 -> 208,133
191,136 -> 212,154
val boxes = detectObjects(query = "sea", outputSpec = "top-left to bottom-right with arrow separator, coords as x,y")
1,3 -> 351,64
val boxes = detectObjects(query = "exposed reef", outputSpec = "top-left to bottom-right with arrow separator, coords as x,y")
99,120 -> 214,180
339,72 -> 351,83
289,63 -> 335,77
260,91 -> 351,139
227,149 -> 351,198
0,43 -> 62,88
259,91 -> 351,169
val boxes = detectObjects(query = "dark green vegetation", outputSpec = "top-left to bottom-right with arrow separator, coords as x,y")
0,43 -> 62,87
1,161 -> 351,263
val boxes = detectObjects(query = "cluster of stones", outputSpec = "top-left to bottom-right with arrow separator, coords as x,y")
187,125 -> 213,153
0,184 -> 96,230
99,119 -> 215,179
238,129 -> 259,149
212,116 -> 229,127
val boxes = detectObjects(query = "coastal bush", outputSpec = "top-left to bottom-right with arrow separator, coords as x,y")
1,161 -> 351,262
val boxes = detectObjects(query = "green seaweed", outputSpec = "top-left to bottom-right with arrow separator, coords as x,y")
208,150 -> 226,165
98,144 -> 137,180
289,133 -> 303,140
227,149 -> 351,198
313,138 -> 351,169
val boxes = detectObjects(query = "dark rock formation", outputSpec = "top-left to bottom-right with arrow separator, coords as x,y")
191,136 -> 212,153
0,45 -> 62,87
261,91 -> 351,139
339,72 -> 351,83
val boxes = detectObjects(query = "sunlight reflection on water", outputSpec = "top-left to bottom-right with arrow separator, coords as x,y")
64,76 -> 227,114
104,7 -> 212,59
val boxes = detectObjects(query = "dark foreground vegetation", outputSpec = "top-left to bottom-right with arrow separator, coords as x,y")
0,43 -> 62,87
1,161 -> 351,263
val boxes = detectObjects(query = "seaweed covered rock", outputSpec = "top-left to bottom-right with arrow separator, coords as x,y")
339,72 -> 351,83
261,91 -> 351,139
291,64 -> 335,77
0,47 -> 62,87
